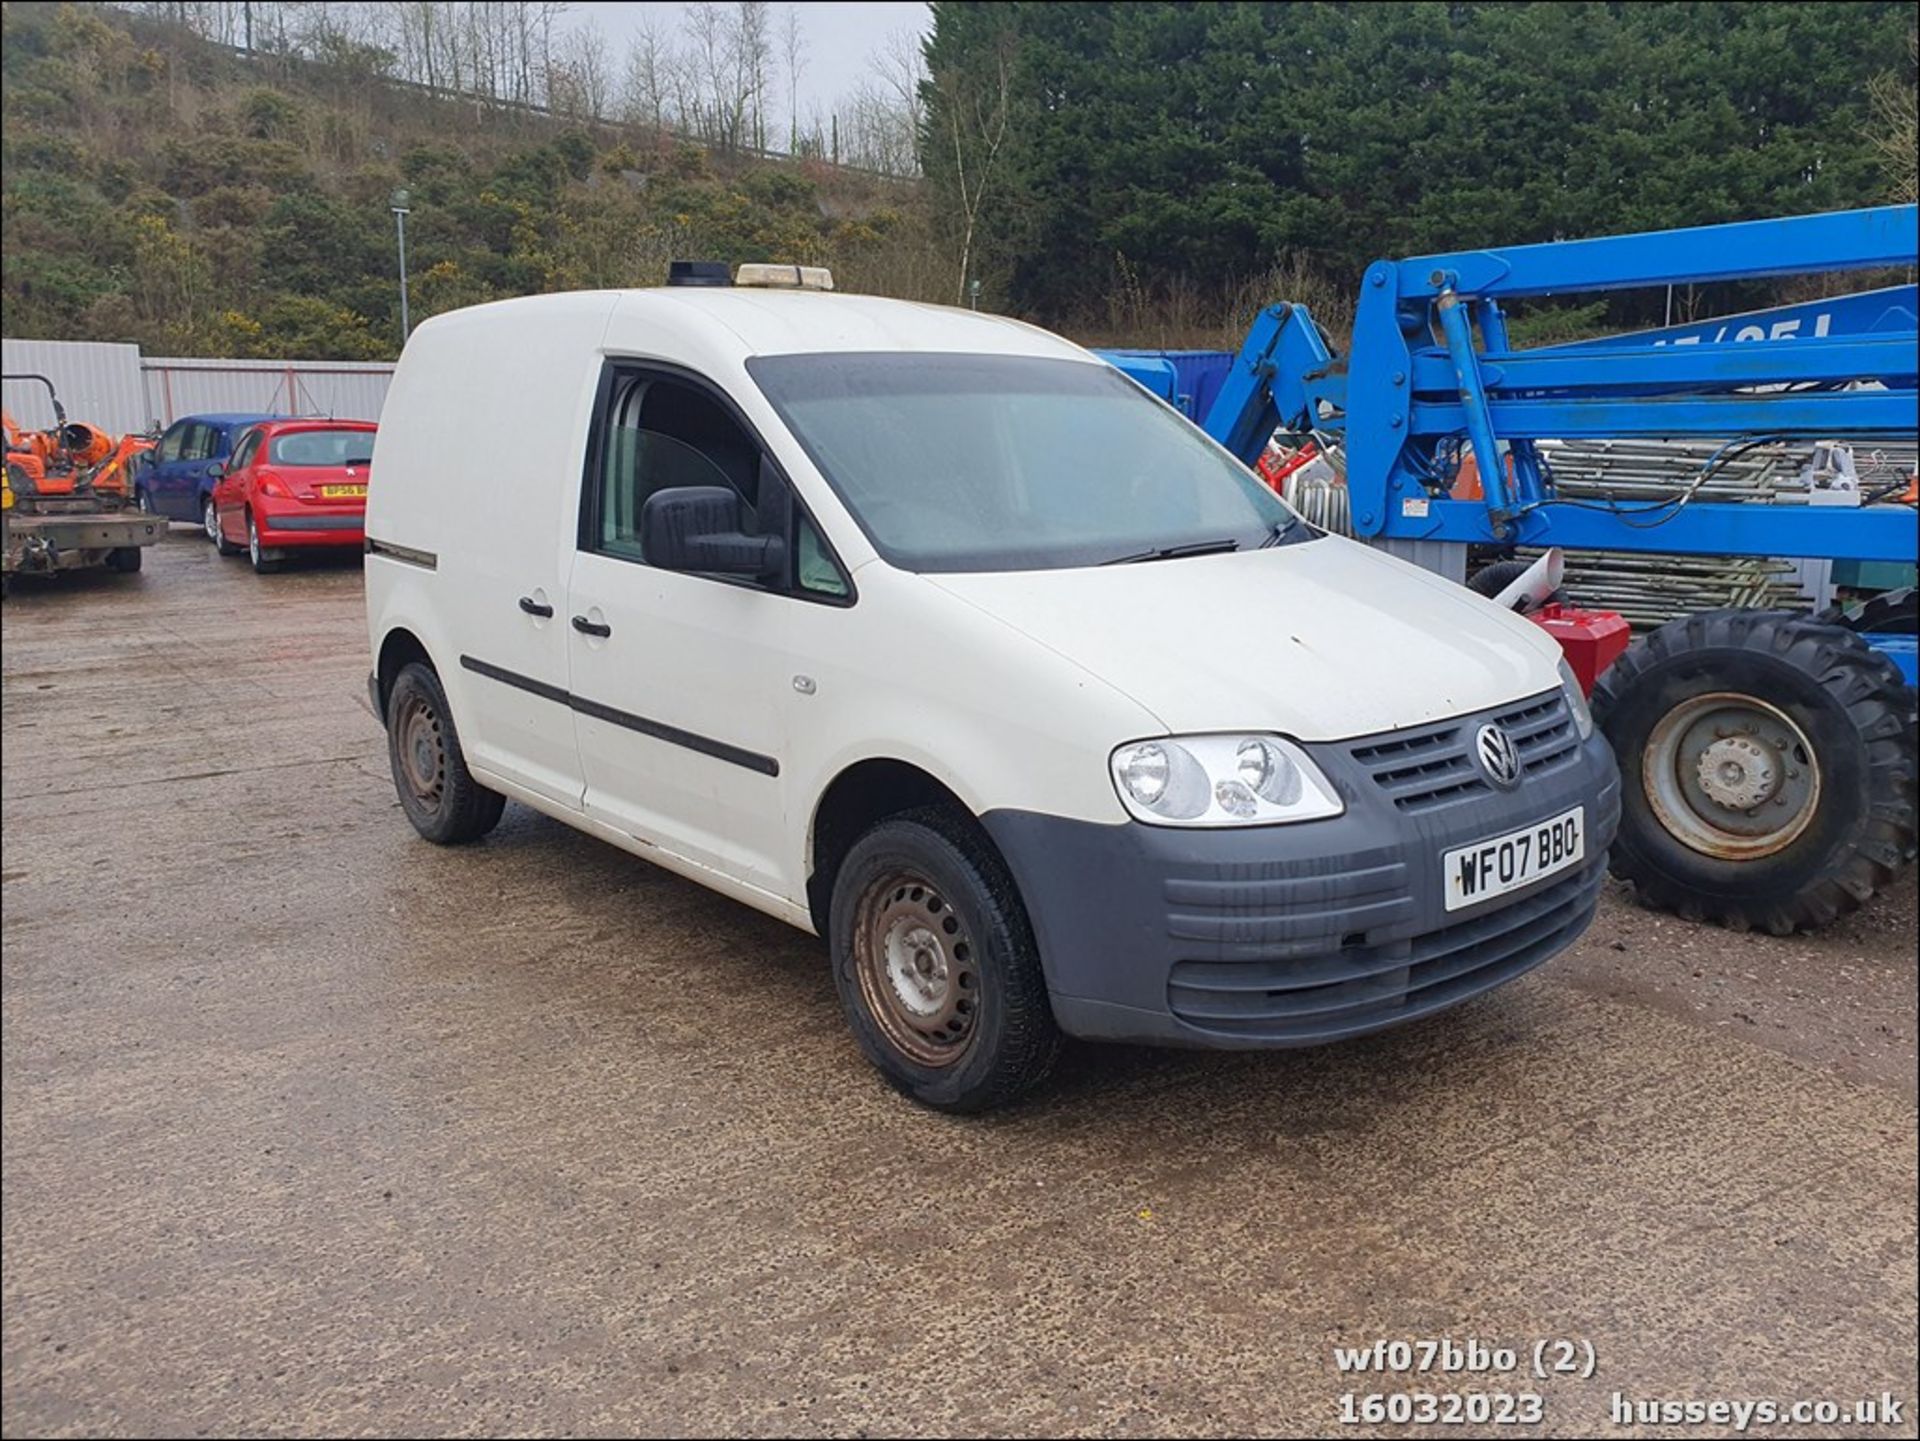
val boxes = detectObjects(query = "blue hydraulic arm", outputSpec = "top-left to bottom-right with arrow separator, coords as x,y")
1197,205 -> 1920,567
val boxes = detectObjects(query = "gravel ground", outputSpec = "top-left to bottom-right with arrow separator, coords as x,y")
3,533 -> 1915,1438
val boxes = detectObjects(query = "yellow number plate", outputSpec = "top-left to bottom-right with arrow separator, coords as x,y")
320,484 -> 367,498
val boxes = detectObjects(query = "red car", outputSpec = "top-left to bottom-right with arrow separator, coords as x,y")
211,418 -> 376,573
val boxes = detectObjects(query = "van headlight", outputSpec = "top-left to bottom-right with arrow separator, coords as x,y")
1557,658 -> 1594,740
1110,735 -> 1344,827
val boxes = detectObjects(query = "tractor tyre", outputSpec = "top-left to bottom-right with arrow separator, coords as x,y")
1818,586 -> 1917,636
1467,559 -> 1535,599
1592,608 -> 1917,934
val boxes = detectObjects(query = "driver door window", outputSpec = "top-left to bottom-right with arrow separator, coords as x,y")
583,365 -> 852,603
593,374 -> 761,565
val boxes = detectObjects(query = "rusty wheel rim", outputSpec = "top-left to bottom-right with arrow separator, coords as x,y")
1643,690 -> 1820,861
851,869 -> 979,1068
396,695 -> 446,808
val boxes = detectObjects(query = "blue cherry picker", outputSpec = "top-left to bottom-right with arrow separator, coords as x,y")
1105,203 -> 1919,935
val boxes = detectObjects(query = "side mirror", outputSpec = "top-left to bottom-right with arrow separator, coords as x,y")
640,486 -> 786,580
207,461 -> 227,479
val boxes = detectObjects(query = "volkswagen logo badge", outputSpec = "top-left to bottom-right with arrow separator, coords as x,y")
1475,724 -> 1522,789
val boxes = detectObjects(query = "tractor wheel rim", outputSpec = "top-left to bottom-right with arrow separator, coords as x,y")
396,696 -> 445,805
851,870 -> 978,1068
1643,691 -> 1821,860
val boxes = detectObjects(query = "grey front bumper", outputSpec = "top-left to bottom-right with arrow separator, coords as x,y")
983,697 -> 1621,1050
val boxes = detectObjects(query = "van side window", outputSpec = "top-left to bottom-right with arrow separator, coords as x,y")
594,374 -> 760,563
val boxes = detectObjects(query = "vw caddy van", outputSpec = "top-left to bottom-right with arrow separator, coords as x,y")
364,270 -> 1620,1112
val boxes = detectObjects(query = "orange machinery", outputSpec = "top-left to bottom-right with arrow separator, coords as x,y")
3,374 -> 163,593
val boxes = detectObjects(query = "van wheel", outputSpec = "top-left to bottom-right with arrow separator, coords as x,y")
829,809 -> 1060,1112
385,662 -> 506,844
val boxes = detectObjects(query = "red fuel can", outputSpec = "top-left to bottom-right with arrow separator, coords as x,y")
1530,603 -> 1632,695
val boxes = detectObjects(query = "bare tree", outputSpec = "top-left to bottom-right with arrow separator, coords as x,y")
937,32 -> 1015,304
685,1 -> 729,145
781,4 -> 805,151
731,1 -> 773,153
620,17 -> 676,132
834,26 -> 925,175
873,27 -> 926,145
552,16 -> 610,119
1867,32 -> 1918,203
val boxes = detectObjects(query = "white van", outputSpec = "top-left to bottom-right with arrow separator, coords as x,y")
364,275 -> 1619,1111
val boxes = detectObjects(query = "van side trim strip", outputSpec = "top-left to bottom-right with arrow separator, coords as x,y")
460,654 -> 569,706
365,537 -> 438,570
457,655 -> 779,778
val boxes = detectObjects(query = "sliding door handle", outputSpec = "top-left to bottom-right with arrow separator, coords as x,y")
518,596 -> 554,618
571,615 -> 612,638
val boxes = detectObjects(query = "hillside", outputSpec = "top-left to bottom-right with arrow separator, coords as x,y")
0,2 -> 940,360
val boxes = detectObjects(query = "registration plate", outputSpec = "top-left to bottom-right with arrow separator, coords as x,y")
320,484 -> 367,498
1443,805 -> 1584,911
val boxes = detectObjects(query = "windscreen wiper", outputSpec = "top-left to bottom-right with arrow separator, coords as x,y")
1100,538 -> 1242,566
1260,513 -> 1305,547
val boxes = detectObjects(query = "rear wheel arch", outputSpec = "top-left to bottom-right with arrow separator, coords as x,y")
375,627 -> 436,721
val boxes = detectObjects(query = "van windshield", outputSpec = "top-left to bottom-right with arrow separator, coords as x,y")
747,352 -> 1311,572
269,429 -> 375,467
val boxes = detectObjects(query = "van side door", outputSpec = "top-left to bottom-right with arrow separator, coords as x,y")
565,364 -> 848,897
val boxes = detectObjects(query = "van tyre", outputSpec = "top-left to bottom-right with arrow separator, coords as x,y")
1592,609 -> 1917,934
385,662 -> 506,844
830,809 -> 1060,1112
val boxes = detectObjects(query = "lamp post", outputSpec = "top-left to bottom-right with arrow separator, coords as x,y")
390,188 -> 412,343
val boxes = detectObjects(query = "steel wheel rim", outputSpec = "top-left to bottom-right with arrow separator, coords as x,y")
204,499 -> 219,541
396,695 -> 446,806
1643,690 -> 1821,860
851,869 -> 979,1068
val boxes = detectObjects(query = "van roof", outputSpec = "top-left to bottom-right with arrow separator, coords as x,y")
636,288 -> 1084,360
416,287 -> 1092,366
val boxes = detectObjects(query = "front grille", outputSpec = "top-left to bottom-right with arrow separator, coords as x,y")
1347,691 -> 1581,814
1166,858 -> 1604,1041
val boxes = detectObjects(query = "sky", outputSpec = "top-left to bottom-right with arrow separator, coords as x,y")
560,2 -> 932,120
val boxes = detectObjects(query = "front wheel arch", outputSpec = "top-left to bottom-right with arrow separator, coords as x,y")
806,757 -> 989,937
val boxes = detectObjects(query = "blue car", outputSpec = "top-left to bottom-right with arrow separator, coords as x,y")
134,413 -> 282,539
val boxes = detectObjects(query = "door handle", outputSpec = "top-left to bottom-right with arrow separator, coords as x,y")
518,596 -> 554,618
571,615 -> 611,637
